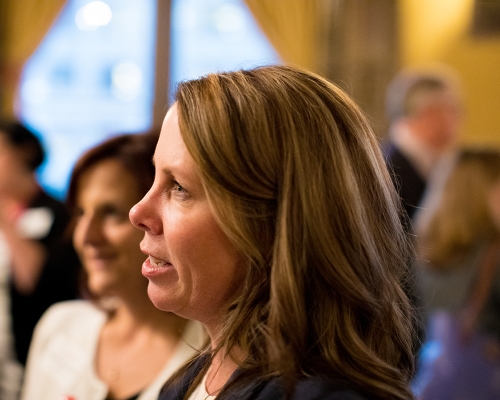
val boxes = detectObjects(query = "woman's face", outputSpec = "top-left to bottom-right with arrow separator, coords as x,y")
0,134 -> 36,200
129,105 -> 245,328
73,159 -> 147,297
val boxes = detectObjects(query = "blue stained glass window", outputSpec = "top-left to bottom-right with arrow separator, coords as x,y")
20,0 -> 157,199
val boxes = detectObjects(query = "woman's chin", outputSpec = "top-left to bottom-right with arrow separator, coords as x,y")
147,283 -> 171,311
146,281 -> 188,317
88,279 -> 114,299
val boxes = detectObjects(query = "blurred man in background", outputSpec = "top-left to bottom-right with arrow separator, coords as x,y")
384,68 -> 463,224
383,68 -> 464,358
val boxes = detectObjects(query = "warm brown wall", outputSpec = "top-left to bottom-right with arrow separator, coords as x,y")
398,0 -> 500,146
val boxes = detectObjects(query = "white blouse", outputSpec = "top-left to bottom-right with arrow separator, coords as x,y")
21,300 -> 205,400
187,372 -> 216,400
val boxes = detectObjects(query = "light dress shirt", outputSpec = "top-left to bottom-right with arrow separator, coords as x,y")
187,372 -> 216,400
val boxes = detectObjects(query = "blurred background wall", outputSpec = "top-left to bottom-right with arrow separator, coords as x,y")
0,0 -> 499,198
399,0 -> 500,146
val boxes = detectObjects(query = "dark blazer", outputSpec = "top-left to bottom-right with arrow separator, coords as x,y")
158,355 -> 369,400
9,190 -> 81,365
384,142 -> 426,223
383,141 -> 426,353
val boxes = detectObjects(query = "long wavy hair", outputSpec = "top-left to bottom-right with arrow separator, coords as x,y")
169,65 -> 415,399
417,149 -> 500,270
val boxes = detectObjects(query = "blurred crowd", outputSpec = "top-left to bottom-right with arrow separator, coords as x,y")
0,63 -> 499,400
383,66 -> 500,399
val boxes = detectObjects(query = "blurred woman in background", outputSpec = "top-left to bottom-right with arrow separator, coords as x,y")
414,149 -> 500,399
21,132 -> 205,400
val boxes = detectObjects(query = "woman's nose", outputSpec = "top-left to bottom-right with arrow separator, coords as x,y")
76,215 -> 104,246
129,202 -> 146,231
129,191 -> 162,235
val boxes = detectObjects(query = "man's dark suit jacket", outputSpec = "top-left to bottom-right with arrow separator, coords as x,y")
383,141 -> 426,354
384,142 -> 426,223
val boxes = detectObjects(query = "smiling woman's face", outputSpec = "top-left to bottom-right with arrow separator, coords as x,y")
129,105 -> 245,330
73,158 -> 147,297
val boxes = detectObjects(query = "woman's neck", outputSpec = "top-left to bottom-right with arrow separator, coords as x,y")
203,332 -> 246,396
108,293 -> 186,339
97,295 -> 187,399
205,350 -> 240,396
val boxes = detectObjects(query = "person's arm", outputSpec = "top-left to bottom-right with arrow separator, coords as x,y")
459,242 -> 500,342
0,198 -> 47,294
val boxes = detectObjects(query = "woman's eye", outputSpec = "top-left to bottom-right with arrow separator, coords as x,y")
105,207 -> 122,217
171,180 -> 190,200
100,205 -> 126,221
173,181 -> 185,192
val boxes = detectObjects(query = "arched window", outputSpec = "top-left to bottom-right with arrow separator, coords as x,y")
20,0 -> 278,199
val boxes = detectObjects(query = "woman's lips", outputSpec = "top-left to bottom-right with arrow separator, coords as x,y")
83,253 -> 115,270
142,255 -> 175,278
149,255 -> 170,268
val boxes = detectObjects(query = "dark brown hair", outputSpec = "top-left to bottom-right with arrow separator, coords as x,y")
67,131 -> 158,210
0,120 -> 45,171
418,148 -> 500,269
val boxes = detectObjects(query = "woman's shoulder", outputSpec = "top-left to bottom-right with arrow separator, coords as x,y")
33,300 -> 106,339
294,376 -> 369,400
22,300 -> 108,400
39,299 -> 104,321
159,361 -> 369,400
239,375 -> 369,400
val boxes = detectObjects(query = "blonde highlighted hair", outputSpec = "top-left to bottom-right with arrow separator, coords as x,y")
171,65 -> 415,399
418,149 -> 500,269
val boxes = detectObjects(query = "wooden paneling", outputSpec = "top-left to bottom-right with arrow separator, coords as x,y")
152,0 -> 171,128
318,0 -> 398,138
